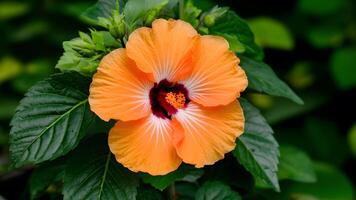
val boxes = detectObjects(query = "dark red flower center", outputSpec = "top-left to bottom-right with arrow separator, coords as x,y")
149,79 -> 190,119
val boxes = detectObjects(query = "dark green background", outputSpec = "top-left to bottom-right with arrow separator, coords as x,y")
0,0 -> 355,199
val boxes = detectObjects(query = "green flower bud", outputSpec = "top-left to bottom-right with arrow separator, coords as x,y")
203,15 -> 215,27
203,6 -> 228,27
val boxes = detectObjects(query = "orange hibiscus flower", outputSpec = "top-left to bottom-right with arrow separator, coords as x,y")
89,19 -> 248,175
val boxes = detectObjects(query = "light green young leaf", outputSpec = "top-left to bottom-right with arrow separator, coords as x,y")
141,165 -> 203,191
56,30 -> 119,76
195,181 -> 241,200
233,99 -> 280,192
9,72 -> 95,167
240,56 -> 303,105
181,0 -> 202,28
63,135 -> 139,200
248,17 -> 294,50
209,11 -> 264,60
278,145 -> 316,183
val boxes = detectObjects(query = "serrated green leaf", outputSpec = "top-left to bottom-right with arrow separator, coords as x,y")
63,135 -> 139,200
240,56 -> 303,105
233,99 -> 280,191
209,11 -> 264,60
278,146 -> 316,183
30,159 -> 66,199
141,165 -> 203,191
9,72 -> 95,168
195,181 -> 241,200
248,17 -> 294,50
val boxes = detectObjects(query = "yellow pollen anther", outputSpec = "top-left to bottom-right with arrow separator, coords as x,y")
165,92 -> 186,109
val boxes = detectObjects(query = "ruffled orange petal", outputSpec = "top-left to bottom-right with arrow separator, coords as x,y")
181,36 -> 248,107
126,19 -> 198,82
89,49 -> 153,122
172,101 -> 244,167
109,114 -> 182,175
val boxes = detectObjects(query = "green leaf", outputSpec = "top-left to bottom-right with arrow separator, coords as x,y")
0,2 -> 29,21
209,11 -> 264,60
136,186 -> 164,200
278,145 -> 316,183
303,118 -> 349,166
81,0 -> 122,25
55,51 -> 100,76
9,72 -> 95,167
141,165 -> 203,191
347,124 -> 356,156
182,0 -> 202,28
233,99 -> 280,191
247,17 -> 294,50
262,91 -> 329,124
30,159 -> 65,199
124,0 -> 169,25
278,162 -> 354,200
195,181 -> 241,200
298,0 -> 346,16
0,98 -> 18,120
306,26 -> 344,48
11,59 -> 52,93
56,30 -> 119,76
91,31 -> 120,51
190,0 -> 215,11
0,56 -> 22,85
330,47 -> 356,90
240,56 -> 303,105
63,135 -> 139,200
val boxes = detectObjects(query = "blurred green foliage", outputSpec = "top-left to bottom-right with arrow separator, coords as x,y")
0,0 -> 355,199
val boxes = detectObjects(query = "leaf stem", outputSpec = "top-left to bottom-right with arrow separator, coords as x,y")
167,182 -> 176,200
179,0 -> 184,19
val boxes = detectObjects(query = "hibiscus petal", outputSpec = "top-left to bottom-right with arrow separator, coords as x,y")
172,101 -> 244,167
126,19 -> 198,82
109,114 -> 182,175
182,36 -> 248,107
89,49 -> 153,122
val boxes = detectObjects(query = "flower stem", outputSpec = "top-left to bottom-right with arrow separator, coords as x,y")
167,182 -> 176,200
179,0 -> 184,19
